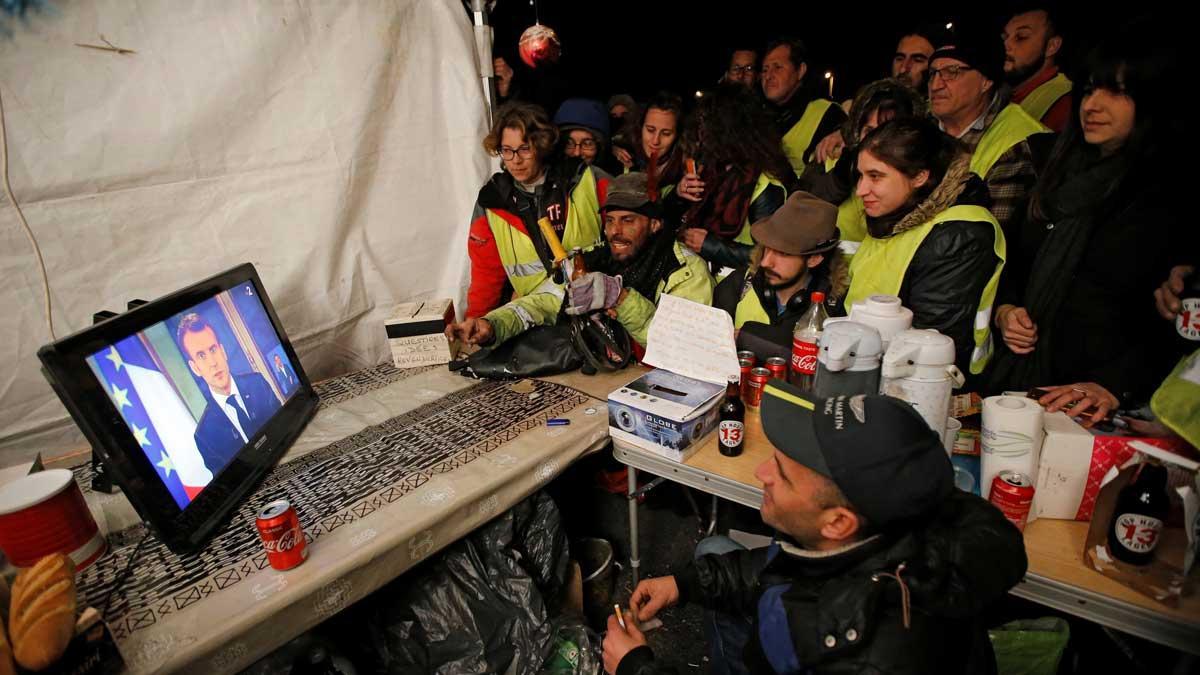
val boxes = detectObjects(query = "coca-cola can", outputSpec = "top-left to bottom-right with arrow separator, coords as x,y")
989,471 -> 1035,533
737,351 -> 757,367
765,357 -> 788,380
256,499 -> 308,570
745,367 -> 771,408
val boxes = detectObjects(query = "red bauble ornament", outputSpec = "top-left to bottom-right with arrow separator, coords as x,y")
518,23 -> 561,69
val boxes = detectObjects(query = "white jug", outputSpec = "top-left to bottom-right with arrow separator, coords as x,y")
849,295 -> 913,351
880,329 -> 964,435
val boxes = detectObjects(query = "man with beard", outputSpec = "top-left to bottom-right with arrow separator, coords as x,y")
1003,6 -> 1072,132
446,172 -> 713,356
713,192 -> 847,362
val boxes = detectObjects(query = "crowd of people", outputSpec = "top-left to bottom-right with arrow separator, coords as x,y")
448,6 -> 1192,673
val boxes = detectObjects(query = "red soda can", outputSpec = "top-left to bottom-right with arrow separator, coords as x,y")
256,499 -> 308,570
745,367 -> 771,408
989,471 -> 1035,532
737,351 -> 757,367
765,357 -> 788,380
738,358 -> 754,397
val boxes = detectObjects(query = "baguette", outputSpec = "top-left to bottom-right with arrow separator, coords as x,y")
8,554 -> 77,671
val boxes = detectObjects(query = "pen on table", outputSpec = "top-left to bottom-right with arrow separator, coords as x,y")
614,605 -> 626,630
547,418 -> 570,427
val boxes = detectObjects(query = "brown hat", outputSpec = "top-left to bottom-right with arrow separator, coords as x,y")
750,191 -> 839,255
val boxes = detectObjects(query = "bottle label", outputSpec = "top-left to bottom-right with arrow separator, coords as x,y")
1113,513 -> 1164,554
719,421 -> 745,448
791,338 -> 818,376
1178,297 -> 1200,341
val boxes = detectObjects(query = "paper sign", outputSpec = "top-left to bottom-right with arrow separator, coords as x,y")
642,294 -> 740,386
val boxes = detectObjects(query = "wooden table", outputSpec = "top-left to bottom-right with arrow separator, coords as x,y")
612,408 -> 1200,655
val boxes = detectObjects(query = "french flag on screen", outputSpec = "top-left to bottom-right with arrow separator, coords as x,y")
94,335 -> 213,509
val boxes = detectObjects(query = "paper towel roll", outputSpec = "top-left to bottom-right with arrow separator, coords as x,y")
980,396 -> 1044,500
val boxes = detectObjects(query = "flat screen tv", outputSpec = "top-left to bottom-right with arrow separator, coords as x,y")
38,263 -> 318,553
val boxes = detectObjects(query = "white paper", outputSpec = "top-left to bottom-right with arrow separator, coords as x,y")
642,294 -> 740,386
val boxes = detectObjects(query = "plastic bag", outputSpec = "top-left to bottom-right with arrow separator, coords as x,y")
539,619 -> 602,675
346,491 -> 571,675
988,617 -> 1070,675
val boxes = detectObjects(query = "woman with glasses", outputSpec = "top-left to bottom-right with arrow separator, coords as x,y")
553,98 -> 609,166
844,117 -> 1004,377
464,102 -> 610,319
986,26 -> 1190,418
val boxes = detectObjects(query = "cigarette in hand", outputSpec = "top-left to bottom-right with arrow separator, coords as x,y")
614,604 -> 626,629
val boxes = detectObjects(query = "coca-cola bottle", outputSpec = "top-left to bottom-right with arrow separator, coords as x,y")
718,379 -> 745,457
790,291 -> 827,391
1106,463 -> 1170,566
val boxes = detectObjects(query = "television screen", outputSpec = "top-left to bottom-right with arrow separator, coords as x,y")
39,264 -> 317,553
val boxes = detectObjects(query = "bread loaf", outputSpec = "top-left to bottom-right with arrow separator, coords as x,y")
8,553 -> 77,671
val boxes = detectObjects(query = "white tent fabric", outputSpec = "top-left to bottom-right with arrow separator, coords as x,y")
0,0 -> 490,466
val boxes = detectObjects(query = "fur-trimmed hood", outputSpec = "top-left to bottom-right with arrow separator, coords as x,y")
875,153 -> 975,239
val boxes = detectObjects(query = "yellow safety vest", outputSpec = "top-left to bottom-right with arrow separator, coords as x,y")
846,204 -> 1005,374
819,156 -> 866,255
782,99 -> 835,178
969,104 -> 1050,179
1018,72 -> 1072,124
732,173 -> 788,245
1150,349 -> 1200,449
485,167 -> 604,298
733,272 -> 772,328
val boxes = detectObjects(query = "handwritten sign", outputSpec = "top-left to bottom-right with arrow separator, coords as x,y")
390,333 -> 453,367
642,294 -> 740,385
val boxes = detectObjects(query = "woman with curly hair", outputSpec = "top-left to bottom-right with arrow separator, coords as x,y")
675,83 -> 794,270
464,102 -> 610,319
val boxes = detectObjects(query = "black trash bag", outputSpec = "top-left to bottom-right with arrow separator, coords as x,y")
349,491 -> 571,675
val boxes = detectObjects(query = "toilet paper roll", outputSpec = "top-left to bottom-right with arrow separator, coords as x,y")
980,396 -> 1044,500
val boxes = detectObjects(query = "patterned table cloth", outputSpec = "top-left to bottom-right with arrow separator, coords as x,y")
72,363 -> 608,673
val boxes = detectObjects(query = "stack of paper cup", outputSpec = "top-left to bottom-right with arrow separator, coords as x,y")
980,396 -> 1044,500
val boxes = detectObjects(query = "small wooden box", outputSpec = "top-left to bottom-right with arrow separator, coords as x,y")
385,299 -> 457,368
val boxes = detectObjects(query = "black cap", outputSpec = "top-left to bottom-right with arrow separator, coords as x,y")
760,380 -> 953,529
930,21 -> 1005,84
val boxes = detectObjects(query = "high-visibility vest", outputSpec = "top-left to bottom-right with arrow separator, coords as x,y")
819,155 -> 867,256
485,167 -> 604,298
1018,72 -> 1072,123
733,271 -> 772,328
1150,349 -> 1200,449
969,104 -> 1050,179
732,173 -> 788,245
782,99 -> 835,177
846,204 -> 1005,374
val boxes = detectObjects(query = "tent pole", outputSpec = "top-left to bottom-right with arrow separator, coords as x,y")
470,0 -> 497,127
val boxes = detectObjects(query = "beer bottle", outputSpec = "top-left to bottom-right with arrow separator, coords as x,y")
1106,463 -> 1170,566
718,379 -> 745,457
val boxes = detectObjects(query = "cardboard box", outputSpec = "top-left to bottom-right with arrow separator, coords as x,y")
385,299 -> 457,368
1030,412 -> 1192,522
1083,444 -> 1199,607
608,369 -> 724,462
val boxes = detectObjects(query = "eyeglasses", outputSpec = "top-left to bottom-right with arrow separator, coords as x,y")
564,138 -> 597,150
499,145 -> 534,161
728,65 -> 755,75
928,65 -> 975,82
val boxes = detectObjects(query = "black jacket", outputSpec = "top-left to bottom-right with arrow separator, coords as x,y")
713,249 -> 849,362
990,146 -> 1194,403
616,491 -> 1027,675
861,156 -> 999,376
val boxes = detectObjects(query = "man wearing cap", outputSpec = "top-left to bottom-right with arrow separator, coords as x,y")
929,24 -> 1049,233
712,192 -> 847,362
446,172 -> 713,353
602,382 -> 1027,675
555,98 -> 610,166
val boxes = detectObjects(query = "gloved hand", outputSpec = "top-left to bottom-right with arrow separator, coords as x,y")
566,272 -> 623,316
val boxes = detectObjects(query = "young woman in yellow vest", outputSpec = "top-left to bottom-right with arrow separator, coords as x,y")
465,102 -> 609,319
673,84 -> 793,271
798,79 -> 926,256
846,117 -> 1006,377
613,92 -> 687,193
986,30 -> 1190,406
